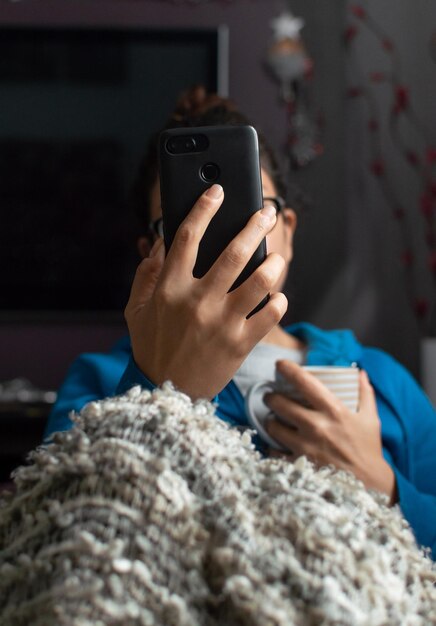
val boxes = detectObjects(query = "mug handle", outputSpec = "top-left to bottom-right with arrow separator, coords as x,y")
245,381 -> 287,451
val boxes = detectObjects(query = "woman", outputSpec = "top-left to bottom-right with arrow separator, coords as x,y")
46,86 -> 436,558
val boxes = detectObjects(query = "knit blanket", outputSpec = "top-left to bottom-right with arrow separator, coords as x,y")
0,384 -> 435,626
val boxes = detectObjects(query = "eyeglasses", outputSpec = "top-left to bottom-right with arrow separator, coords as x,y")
146,196 -> 285,243
147,217 -> 164,242
263,196 -> 286,214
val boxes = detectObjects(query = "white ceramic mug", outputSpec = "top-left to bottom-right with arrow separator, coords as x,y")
245,365 -> 360,450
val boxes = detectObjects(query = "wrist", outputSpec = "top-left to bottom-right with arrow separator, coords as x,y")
367,460 -> 397,505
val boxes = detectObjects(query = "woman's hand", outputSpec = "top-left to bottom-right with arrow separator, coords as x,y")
124,184 -> 288,400
265,361 -> 397,504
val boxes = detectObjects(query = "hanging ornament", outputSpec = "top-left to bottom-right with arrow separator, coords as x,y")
267,12 -> 307,91
266,10 -> 323,169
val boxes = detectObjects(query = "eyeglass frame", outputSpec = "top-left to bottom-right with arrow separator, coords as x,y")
146,195 -> 286,244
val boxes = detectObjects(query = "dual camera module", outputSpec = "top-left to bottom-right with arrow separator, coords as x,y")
165,133 -> 220,183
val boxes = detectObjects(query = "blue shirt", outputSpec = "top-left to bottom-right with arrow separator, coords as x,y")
45,323 -> 436,559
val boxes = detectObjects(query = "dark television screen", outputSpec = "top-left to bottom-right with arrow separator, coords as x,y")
0,26 -> 228,316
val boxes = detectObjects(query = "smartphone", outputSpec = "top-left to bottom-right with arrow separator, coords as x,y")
158,125 -> 267,300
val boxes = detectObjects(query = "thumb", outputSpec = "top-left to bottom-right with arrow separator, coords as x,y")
358,369 -> 377,414
126,238 -> 165,310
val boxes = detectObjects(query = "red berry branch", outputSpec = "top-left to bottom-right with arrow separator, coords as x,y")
345,4 -> 436,334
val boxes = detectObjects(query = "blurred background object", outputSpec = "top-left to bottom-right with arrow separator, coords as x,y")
0,378 -> 55,483
344,3 -> 435,338
266,9 -> 323,170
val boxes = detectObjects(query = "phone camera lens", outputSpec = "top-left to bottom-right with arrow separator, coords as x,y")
185,137 -> 196,151
167,138 -> 178,154
166,134 -> 205,154
200,162 -> 220,183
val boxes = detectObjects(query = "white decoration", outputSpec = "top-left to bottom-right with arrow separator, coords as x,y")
270,11 -> 305,42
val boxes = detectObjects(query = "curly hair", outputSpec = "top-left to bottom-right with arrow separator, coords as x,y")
129,85 -> 287,236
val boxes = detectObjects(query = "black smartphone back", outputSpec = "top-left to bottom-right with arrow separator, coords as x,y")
158,125 -> 265,291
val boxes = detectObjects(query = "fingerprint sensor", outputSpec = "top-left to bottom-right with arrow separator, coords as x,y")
200,162 -> 220,183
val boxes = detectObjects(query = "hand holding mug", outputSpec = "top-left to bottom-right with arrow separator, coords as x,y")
247,360 -> 397,503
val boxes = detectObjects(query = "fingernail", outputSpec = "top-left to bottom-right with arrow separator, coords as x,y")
206,184 -> 223,199
149,237 -> 164,258
260,204 -> 277,222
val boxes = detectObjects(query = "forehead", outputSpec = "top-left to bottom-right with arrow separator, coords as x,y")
149,167 -> 277,221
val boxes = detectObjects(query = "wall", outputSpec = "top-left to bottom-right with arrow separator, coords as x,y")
0,0 -> 350,390
344,0 -> 436,377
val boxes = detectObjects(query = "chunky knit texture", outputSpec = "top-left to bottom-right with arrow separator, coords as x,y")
0,384 -> 435,625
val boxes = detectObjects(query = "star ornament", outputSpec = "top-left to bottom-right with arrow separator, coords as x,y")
270,12 -> 305,42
